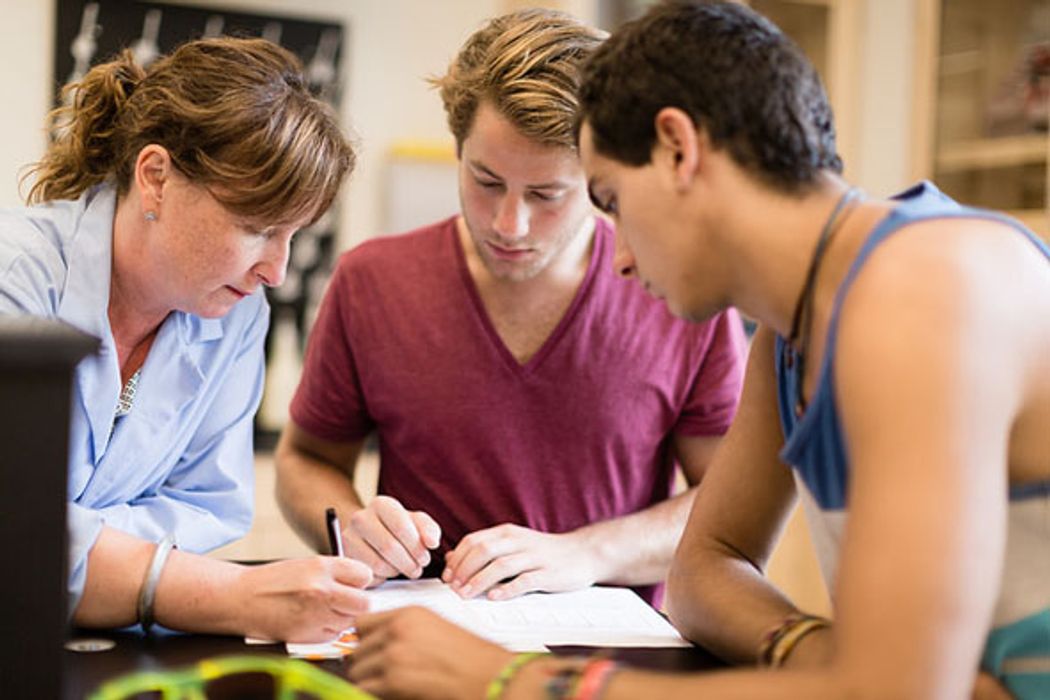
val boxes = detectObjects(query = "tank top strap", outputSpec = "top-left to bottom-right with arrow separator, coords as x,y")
823,181 -> 1049,362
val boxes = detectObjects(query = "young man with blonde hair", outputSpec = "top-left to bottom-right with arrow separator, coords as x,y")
275,9 -> 746,605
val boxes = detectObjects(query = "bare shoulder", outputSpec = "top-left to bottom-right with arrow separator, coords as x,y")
836,214 -> 1050,481
842,215 -> 1049,353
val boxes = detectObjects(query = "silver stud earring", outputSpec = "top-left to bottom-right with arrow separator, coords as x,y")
144,211 -> 157,222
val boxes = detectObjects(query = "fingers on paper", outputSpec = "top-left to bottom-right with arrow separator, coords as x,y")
343,520 -> 401,581
464,553 -> 539,598
349,498 -> 423,578
409,510 -> 442,550
485,570 -> 544,600
443,525 -> 517,584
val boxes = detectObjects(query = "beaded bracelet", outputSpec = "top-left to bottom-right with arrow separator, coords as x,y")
573,658 -> 620,700
757,613 -> 831,668
544,662 -> 585,700
487,652 -> 548,700
541,657 -> 620,700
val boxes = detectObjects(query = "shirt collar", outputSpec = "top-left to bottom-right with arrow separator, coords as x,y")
56,185 -> 116,338
56,184 -> 224,346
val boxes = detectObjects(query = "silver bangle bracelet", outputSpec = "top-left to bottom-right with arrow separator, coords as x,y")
136,534 -> 176,634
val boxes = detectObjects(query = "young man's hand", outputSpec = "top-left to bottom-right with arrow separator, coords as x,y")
344,495 -> 441,585
442,524 -> 600,600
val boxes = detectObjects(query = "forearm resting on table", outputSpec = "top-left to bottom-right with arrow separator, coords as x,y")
577,487 -> 699,587
515,646 -> 999,700
507,655 -> 856,700
274,429 -> 365,552
74,526 -> 244,634
666,537 -> 823,666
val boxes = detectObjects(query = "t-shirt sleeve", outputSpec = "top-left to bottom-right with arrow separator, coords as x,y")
289,261 -> 375,442
673,307 -> 748,436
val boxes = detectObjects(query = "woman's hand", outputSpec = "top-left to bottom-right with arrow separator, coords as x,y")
235,556 -> 371,643
349,606 -> 513,699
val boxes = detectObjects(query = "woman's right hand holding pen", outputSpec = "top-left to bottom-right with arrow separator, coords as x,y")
233,556 -> 372,643
343,495 -> 442,585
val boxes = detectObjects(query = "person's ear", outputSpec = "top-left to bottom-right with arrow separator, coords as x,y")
653,107 -> 701,191
133,144 -> 173,218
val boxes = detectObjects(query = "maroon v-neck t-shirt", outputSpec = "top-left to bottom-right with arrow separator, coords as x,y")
291,216 -> 746,604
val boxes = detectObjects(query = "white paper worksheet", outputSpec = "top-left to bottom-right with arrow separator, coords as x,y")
280,579 -> 689,658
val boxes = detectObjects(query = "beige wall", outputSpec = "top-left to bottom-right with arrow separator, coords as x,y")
1,1 -> 922,239
0,0 -> 504,249
0,2 -> 54,209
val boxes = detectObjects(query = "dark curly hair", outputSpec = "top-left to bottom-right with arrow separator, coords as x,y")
578,0 -> 842,193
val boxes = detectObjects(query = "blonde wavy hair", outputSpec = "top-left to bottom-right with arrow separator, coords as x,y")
431,9 -> 605,154
24,37 -> 354,227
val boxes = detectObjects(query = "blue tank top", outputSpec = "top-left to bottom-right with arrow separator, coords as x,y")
774,181 -> 1050,697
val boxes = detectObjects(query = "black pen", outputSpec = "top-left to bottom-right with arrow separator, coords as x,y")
325,507 -> 345,557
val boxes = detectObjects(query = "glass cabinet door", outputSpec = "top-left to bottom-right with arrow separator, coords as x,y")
923,0 -> 1049,239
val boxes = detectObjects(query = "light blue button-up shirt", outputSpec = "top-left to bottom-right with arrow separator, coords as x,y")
0,185 -> 268,615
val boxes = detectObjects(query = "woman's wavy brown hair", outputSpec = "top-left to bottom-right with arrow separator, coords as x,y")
25,37 -> 354,227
